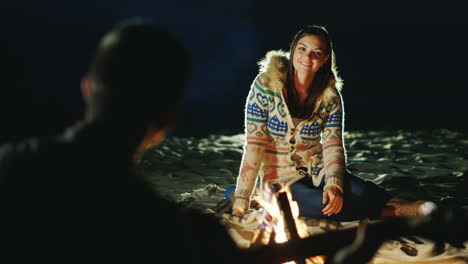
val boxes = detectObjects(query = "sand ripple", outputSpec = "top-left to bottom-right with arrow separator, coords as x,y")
140,129 -> 467,208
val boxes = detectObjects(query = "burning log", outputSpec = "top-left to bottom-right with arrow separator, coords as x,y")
276,189 -> 301,241
275,184 -> 307,264
223,180 -> 467,264
239,206 -> 467,264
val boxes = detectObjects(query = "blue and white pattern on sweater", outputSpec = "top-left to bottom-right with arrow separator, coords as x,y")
267,115 -> 288,136
326,110 -> 342,127
247,102 -> 268,120
300,121 -> 321,139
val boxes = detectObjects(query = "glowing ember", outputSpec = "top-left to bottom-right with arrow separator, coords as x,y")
306,255 -> 326,264
275,217 -> 287,243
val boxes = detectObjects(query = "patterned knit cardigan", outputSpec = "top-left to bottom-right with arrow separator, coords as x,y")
232,50 -> 347,211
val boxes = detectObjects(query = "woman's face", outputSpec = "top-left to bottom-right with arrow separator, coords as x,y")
292,34 -> 330,75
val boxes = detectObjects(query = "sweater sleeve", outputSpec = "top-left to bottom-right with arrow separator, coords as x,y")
321,90 -> 346,193
232,75 -> 270,212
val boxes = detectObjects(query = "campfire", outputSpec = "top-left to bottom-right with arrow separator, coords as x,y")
222,182 -> 468,264
225,183 -> 327,264
255,183 -> 326,264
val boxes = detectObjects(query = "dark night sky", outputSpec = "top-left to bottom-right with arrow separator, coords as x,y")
1,0 -> 467,142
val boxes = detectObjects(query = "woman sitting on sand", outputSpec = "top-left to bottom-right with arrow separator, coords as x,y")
231,25 -> 436,220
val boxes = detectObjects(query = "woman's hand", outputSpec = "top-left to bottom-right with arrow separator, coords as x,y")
322,186 -> 343,216
232,197 -> 247,216
232,208 -> 245,216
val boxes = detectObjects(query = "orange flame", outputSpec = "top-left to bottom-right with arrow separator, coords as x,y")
255,186 -> 327,264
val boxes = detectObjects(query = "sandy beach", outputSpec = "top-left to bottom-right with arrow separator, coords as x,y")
140,129 -> 467,204
139,128 -> 468,263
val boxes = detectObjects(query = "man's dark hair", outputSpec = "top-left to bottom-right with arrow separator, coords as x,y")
87,20 -> 191,127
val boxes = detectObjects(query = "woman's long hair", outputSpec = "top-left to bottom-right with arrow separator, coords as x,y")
285,25 -> 342,119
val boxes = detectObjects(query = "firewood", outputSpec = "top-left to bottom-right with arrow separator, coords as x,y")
241,207 -> 467,264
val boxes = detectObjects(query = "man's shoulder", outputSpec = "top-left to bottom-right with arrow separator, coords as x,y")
0,135 -> 62,159
0,136 -> 65,177
0,137 -> 39,162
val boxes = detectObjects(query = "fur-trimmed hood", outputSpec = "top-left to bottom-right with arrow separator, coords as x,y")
256,50 -> 342,104
258,50 -> 290,89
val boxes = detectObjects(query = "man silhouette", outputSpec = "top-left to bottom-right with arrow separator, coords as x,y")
0,20 -> 241,262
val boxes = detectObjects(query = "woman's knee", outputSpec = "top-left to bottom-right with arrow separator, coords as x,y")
347,174 -> 370,197
346,173 -> 390,207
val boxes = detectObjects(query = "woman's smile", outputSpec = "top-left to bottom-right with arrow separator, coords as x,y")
299,61 -> 314,67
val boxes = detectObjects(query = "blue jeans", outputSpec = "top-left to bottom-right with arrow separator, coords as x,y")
290,172 -> 391,221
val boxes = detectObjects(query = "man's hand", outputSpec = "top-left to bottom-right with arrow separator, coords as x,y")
322,185 -> 343,216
